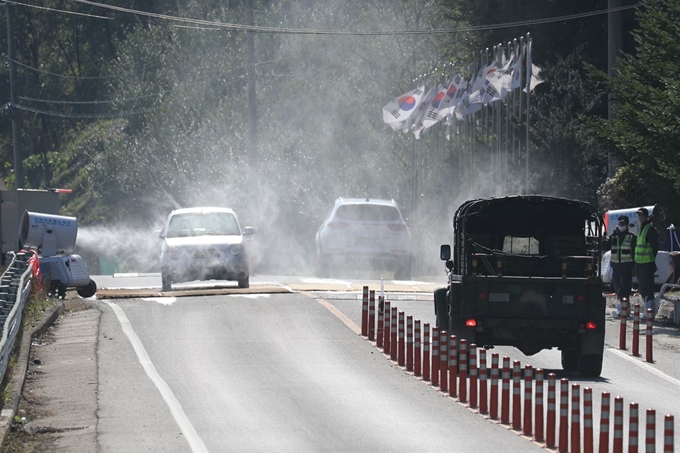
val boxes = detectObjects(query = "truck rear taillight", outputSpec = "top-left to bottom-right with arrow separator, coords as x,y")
479,293 -> 487,300
577,295 -> 585,302
586,321 -> 597,330
466,319 -> 477,327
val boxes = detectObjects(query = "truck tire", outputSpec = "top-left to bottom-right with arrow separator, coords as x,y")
579,353 -> 603,377
238,275 -> 250,289
434,287 -> 449,330
161,273 -> 172,292
76,279 -> 97,298
561,350 -> 579,371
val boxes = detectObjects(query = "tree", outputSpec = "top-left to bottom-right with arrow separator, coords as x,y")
591,0 -> 680,222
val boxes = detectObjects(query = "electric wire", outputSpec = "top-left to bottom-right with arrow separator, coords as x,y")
5,0 -> 664,35
10,102 -> 156,119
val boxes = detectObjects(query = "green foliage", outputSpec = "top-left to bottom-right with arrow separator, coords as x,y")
592,0 -> 680,222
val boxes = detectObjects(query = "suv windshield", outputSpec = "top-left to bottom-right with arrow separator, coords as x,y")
335,205 -> 401,222
167,212 -> 240,238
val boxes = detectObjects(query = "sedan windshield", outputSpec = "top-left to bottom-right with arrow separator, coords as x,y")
166,212 -> 240,238
335,205 -> 402,222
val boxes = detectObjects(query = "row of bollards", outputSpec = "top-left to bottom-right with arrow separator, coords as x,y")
618,297 -> 654,363
359,287 -> 676,453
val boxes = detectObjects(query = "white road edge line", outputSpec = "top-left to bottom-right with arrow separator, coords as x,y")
607,347 -> 680,388
105,301 -> 209,453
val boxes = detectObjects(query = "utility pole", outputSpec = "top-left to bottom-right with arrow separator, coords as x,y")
4,2 -> 23,188
607,0 -> 623,178
245,0 -> 258,166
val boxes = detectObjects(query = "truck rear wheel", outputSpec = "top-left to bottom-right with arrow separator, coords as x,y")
434,287 -> 448,330
561,350 -> 579,371
578,354 -> 603,377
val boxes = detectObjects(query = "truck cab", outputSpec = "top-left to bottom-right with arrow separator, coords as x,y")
435,195 -> 605,377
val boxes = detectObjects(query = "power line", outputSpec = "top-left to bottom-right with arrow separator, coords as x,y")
10,102 -> 155,119
3,0 -> 111,20
5,0 -> 661,35
7,57 -> 121,80
19,93 -> 161,105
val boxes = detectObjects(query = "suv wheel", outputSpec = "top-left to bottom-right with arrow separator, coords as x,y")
161,273 -> 172,292
561,349 -> 579,371
579,353 -> 603,377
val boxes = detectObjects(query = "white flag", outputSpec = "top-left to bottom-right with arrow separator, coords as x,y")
382,85 -> 426,124
422,84 -> 448,130
528,63 -> 544,92
411,86 -> 438,139
436,73 -> 465,118
501,57 -> 523,98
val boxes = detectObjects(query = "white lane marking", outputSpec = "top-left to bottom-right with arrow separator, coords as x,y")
607,347 -> 680,387
300,277 -> 353,288
229,294 -> 271,299
142,297 -> 177,305
105,301 -> 209,453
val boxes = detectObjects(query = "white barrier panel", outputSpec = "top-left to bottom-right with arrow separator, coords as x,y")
18,211 -> 77,256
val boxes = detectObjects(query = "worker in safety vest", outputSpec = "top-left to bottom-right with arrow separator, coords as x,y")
609,215 -> 636,316
634,207 -> 659,318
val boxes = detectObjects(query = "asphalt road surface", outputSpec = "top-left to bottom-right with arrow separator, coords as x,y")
94,276 -> 543,452
87,273 -> 679,451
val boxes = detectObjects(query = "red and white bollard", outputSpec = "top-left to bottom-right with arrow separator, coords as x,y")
546,373 -> 557,448
469,345 -> 478,409
376,296 -> 384,348
534,369 -> 545,443
523,365 -> 533,437
440,330 -> 448,393
599,392 -> 611,453
559,378 -> 570,453
390,307 -> 398,361
646,308 -> 654,363
423,323 -> 430,381
490,353 -> 500,420
406,315 -> 414,371
361,286 -> 369,337
398,311 -> 405,366
368,290 -> 376,340
414,319 -> 421,376
628,402 -> 639,453
619,298 -> 628,350
664,414 -> 674,453
645,409 -> 655,453
571,384 -> 581,453
501,356 -> 511,425
583,387 -> 593,453
383,301 -> 391,354
459,339 -> 468,403
512,360 -> 522,431
479,348 -> 488,415
613,396 -> 624,453
431,327 -> 439,386
632,303 -> 641,357
448,335 -> 458,398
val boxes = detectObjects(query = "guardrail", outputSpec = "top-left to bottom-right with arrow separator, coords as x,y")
0,252 -> 34,386
656,283 -> 680,324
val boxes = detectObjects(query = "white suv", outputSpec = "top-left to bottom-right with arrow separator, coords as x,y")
315,198 -> 412,279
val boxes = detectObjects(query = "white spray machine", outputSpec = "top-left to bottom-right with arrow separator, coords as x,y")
18,210 -> 97,299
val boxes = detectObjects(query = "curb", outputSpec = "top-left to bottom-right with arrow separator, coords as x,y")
0,302 -> 65,450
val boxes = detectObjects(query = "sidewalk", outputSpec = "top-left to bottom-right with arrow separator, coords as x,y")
0,300 -> 99,452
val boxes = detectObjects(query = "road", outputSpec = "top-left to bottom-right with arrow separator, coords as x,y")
93,274 -> 542,452
89,273 -> 679,451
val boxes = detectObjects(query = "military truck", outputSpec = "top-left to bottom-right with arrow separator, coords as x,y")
435,195 -> 605,377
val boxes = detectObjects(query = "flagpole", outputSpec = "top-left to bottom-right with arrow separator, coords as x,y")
525,34 -> 532,195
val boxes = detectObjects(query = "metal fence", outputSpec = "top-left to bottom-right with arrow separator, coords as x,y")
0,252 -> 34,385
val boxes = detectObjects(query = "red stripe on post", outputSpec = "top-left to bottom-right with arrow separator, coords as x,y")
628,402 -> 639,453
479,348 -> 488,415
469,345 -> 478,409
431,327 -> 439,386
523,365 -> 533,437
583,387 -> 593,453
361,286 -> 369,337
558,378 -> 569,453
598,392 -> 611,453
398,311 -> 405,366
439,330 -> 448,392
383,301 -> 391,354
390,307 -> 398,361
534,369 -> 544,443
645,409 -> 655,453
368,290 -> 376,341
406,315 -> 414,371
613,396 -> 624,453
448,335 -> 458,398
501,356 -> 511,425
423,323 -> 430,381
414,319 -> 421,377
512,360 -> 522,431
663,414 -> 674,453
490,353 -> 499,420
546,373 -> 557,448
571,384 -> 581,453
458,339 -> 468,403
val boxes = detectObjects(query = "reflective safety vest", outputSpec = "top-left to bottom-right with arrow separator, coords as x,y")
611,233 -> 633,264
634,223 -> 655,264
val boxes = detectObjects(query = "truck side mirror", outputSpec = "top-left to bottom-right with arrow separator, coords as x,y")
440,244 -> 451,261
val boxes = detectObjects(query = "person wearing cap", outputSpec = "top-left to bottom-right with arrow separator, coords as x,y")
634,207 -> 659,318
608,215 -> 636,316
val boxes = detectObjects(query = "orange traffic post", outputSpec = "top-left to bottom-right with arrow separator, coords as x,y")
663,414 -> 674,452
431,327 -> 439,386
523,365 -> 533,437
439,330 -> 448,392
469,345 -> 478,409
390,307 -> 398,361
632,303 -> 640,357
512,360 -> 522,431
598,392 -> 611,453
383,301 -> 391,354
558,378 -> 569,453
546,373 -> 557,448
458,339 -> 468,403
501,356 -> 511,425
628,402 -> 639,453
414,319 -> 421,376
422,323 -> 430,381
619,298 -> 628,350
645,308 -> 654,363
613,396 -> 624,453
489,353 -> 500,420
534,369 -> 545,443
361,286 -> 369,336
644,409 -> 655,453
368,290 -> 376,341
478,348 -> 488,415
571,384 -> 581,453
448,334 -> 458,398
397,311 -> 405,366
376,296 -> 384,348
406,315 -> 413,371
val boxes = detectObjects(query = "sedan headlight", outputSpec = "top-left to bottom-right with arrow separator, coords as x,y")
229,244 -> 243,256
